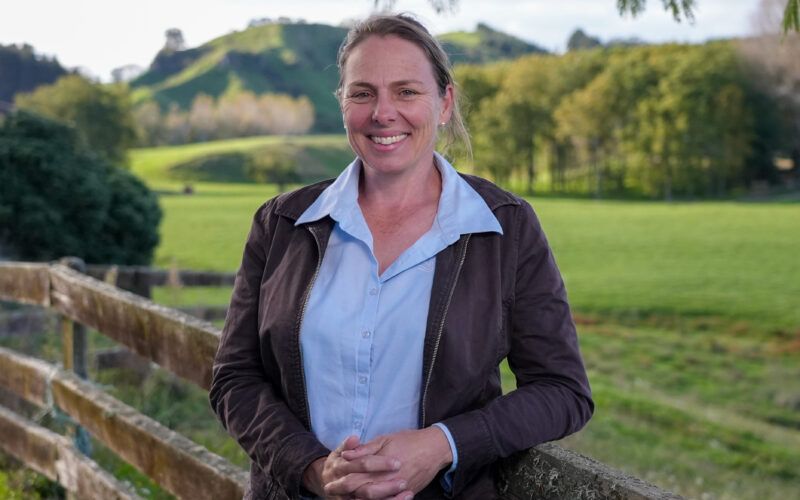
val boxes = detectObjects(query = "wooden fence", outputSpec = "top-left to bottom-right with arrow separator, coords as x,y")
0,261 -> 682,499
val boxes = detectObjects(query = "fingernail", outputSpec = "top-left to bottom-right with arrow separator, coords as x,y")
403,494 -> 413,500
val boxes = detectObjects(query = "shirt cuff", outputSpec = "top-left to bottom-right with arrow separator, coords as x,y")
432,422 -> 458,493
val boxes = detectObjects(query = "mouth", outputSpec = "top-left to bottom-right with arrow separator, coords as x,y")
369,134 -> 408,145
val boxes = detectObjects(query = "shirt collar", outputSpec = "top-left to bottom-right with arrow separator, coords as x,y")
295,153 -> 503,237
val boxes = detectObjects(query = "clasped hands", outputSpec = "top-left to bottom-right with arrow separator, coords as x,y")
302,426 -> 453,500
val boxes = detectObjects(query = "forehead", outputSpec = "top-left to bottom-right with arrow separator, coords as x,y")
343,35 -> 436,86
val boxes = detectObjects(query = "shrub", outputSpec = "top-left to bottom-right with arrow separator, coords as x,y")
0,111 -> 161,264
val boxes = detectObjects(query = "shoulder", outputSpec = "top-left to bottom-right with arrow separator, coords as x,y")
458,173 -> 521,211
458,173 -> 542,233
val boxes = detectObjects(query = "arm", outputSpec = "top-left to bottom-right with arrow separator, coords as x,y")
440,200 -> 594,496
208,202 -> 329,497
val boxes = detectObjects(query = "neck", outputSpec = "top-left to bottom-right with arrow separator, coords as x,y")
358,157 -> 442,212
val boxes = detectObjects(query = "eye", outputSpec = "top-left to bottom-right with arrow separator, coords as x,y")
349,91 -> 372,102
399,88 -> 418,98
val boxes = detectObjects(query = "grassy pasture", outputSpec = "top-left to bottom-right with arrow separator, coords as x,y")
113,138 -> 800,498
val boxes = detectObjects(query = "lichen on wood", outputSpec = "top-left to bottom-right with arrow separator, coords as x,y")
0,262 -> 50,306
0,405 -> 140,499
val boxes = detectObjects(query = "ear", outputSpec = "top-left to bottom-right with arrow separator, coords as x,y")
438,84 -> 455,125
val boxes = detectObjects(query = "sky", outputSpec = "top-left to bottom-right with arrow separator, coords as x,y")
2,0 -> 764,82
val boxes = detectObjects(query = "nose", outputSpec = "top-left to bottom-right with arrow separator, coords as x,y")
372,93 -> 397,125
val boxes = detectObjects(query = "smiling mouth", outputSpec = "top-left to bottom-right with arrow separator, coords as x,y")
370,134 -> 408,145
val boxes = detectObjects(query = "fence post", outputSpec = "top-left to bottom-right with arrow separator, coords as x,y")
58,257 -> 91,459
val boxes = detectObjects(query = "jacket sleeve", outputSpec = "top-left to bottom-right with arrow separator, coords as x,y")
440,199 -> 594,496
208,201 -> 329,497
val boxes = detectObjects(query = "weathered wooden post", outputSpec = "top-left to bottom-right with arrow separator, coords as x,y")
58,257 -> 92,459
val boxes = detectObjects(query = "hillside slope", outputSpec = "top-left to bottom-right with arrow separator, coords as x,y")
130,21 -> 548,132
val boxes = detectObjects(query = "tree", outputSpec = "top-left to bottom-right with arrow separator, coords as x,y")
567,29 -> 603,51
377,0 -> 799,32
14,75 -> 137,165
0,43 -> 68,103
740,0 -> 800,173
163,28 -> 186,52
246,149 -> 301,192
0,111 -> 161,264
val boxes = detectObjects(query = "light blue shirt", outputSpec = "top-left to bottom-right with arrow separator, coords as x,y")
296,152 -> 502,490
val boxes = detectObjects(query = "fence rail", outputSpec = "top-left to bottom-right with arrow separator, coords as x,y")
0,405 -> 139,499
0,261 -> 682,499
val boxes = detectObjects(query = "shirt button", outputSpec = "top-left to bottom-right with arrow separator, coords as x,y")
358,376 -> 367,384
361,330 -> 371,338
353,420 -> 362,429
369,288 -> 378,296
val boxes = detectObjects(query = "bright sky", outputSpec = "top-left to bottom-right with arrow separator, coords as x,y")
2,0 -> 762,81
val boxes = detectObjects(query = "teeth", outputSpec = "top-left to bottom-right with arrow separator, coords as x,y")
370,134 -> 407,145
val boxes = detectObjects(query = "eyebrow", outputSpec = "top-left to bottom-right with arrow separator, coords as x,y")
347,79 -> 426,89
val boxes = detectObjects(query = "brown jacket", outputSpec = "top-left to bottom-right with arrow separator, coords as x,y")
209,174 -> 593,499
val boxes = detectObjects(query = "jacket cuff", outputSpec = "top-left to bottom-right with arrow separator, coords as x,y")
439,410 -> 497,496
269,432 -> 329,497
432,423 -> 458,493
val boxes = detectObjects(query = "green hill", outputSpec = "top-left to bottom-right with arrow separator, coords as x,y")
439,23 -> 548,64
130,22 -> 346,132
130,21 -> 548,133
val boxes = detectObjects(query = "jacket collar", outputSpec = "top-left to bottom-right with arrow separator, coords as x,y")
273,155 -> 520,223
284,153 -> 519,234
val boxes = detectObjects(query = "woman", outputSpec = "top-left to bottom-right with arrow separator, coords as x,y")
209,14 -> 593,500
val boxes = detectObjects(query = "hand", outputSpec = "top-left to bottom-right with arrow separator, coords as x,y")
303,435 -> 411,499
341,427 -> 453,497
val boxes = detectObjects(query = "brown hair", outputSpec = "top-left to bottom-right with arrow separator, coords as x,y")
336,13 -> 471,157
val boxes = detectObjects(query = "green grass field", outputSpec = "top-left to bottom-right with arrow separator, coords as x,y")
10,137 -> 789,499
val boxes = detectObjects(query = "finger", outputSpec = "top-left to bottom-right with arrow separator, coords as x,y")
384,490 -> 414,500
334,435 -> 361,455
327,475 -> 406,498
324,472 -> 393,496
340,438 -> 385,460
334,454 -> 401,475
355,481 -> 414,500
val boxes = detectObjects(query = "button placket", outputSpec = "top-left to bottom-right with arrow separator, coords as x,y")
352,278 -> 380,438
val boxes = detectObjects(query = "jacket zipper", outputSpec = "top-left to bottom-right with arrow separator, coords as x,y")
296,224 -> 323,429
421,234 -> 471,427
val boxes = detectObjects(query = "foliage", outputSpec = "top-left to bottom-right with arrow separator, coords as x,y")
134,91 -> 314,146
784,0 -> 800,31
739,1 -> 800,174
416,0 -> 797,32
616,0 -> 696,22
0,452 -> 63,500
14,75 -> 137,165
0,111 -> 161,264
0,43 -> 68,103
458,41 -> 788,199
567,29 -> 603,51
246,148 -> 301,192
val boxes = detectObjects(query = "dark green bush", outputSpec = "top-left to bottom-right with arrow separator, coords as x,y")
0,111 -> 161,264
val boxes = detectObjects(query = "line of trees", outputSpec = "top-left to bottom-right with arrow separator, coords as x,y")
455,41 -> 796,199
134,91 -> 315,146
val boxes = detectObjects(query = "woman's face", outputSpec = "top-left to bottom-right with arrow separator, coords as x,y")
340,35 -> 453,179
